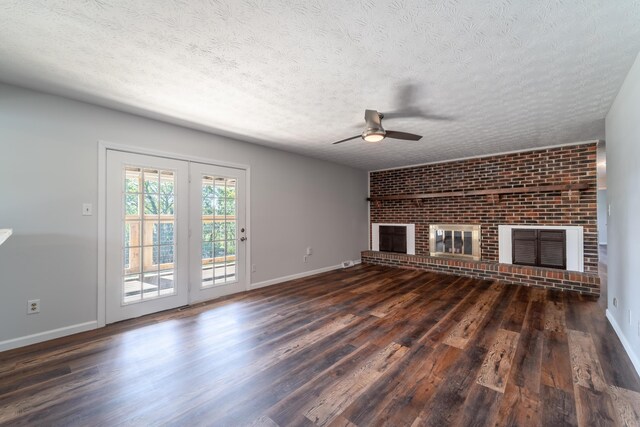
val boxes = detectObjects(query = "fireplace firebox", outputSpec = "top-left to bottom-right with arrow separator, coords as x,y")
379,226 -> 407,254
429,224 -> 481,260
512,228 -> 566,269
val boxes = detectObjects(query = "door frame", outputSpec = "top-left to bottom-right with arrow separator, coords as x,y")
97,140 -> 251,328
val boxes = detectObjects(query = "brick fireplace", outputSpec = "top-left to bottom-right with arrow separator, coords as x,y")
362,142 -> 600,295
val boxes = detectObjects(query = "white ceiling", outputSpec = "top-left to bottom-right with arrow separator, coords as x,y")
1,1 -> 639,170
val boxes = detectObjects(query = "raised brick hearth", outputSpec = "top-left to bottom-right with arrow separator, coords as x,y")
361,250 -> 600,295
366,142 -> 599,295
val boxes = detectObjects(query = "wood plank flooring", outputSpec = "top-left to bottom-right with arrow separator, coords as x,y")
1,264 -> 639,426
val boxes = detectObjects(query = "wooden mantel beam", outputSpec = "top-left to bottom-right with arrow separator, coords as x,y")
367,183 -> 590,202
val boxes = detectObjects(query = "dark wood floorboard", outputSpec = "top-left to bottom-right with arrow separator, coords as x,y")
1,264 -> 639,426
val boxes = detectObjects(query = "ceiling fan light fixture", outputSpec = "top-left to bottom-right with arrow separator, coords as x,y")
362,129 -> 386,142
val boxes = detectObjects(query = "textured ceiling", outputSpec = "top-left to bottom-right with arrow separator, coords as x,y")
1,1 -> 639,170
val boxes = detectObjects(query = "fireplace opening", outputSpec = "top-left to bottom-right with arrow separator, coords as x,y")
512,229 -> 566,269
429,224 -> 481,260
379,226 -> 407,254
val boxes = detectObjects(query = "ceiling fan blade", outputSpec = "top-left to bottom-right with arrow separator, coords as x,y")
385,81 -> 454,121
384,109 -> 453,121
332,135 -> 361,145
385,130 -> 423,141
364,109 -> 382,126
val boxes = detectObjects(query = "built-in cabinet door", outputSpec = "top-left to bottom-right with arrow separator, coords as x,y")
189,162 -> 247,303
105,150 -> 189,323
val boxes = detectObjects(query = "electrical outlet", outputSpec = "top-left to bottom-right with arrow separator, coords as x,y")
306,247 -> 313,256
251,264 -> 256,273
27,299 -> 40,314
303,255 -> 308,263
629,310 -> 633,325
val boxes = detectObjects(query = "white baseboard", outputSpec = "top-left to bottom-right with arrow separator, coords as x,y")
250,259 -> 361,290
0,321 -> 98,353
606,309 -> 640,377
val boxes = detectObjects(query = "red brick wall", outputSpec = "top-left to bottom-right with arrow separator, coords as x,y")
369,143 -> 598,274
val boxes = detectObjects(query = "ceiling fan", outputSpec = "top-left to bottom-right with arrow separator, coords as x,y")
332,109 -> 423,145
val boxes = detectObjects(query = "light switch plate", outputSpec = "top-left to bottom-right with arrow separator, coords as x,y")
82,203 -> 93,216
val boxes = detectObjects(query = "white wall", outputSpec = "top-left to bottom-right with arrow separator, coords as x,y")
605,52 -> 640,375
0,83 -> 368,346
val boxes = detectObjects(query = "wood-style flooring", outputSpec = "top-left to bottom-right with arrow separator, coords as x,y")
1,264 -> 639,426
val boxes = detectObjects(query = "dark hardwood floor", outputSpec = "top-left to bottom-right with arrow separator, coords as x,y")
1,264 -> 639,426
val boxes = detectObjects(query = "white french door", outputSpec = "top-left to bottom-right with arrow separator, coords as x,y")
106,151 -> 189,323
189,162 -> 247,302
105,150 -> 247,323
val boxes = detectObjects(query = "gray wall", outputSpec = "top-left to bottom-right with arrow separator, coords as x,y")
0,83 -> 368,343
605,51 -> 640,373
597,189 -> 608,245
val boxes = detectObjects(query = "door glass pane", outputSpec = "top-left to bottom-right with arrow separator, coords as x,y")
123,274 -> 142,304
160,171 -> 174,194
202,262 -> 214,287
202,221 -> 214,242
125,194 -> 140,216
226,221 -> 236,240
214,222 -> 225,241
215,177 -> 226,216
125,168 -> 140,193
226,240 -> 237,281
225,199 -> 236,216
159,223 -> 174,245
214,241 -> 225,258
159,245 -> 174,264
202,241 -> 212,259
122,166 -> 176,304
125,247 -> 141,274
201,174 -> 238,288
144,194 -> 159,215
142,271 -> 160,298
124,221 -> 141,247
160,194 -> 174,215
143,169 -> 159,193
158,269 -> 175,296
226,179 -> 236,199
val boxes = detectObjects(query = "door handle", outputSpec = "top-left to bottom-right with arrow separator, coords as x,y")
240,237 -> 247,242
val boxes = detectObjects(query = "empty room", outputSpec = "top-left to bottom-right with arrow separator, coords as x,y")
1,1 -> 640,425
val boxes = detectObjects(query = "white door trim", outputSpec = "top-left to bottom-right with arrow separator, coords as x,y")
97,140 -> 251,327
